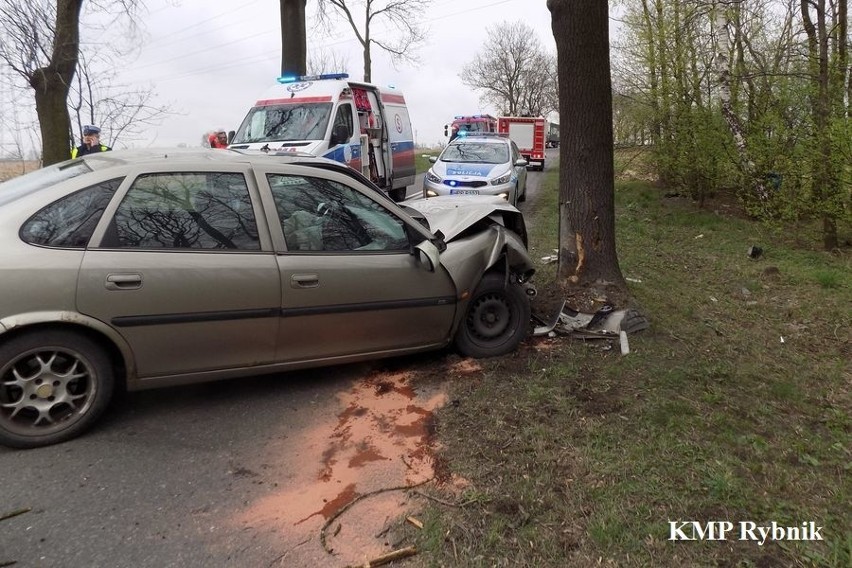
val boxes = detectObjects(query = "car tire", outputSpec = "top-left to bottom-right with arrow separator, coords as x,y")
388,186 -> 407,202
0,330 -> 115,449
454,272 -> 531,358
518,183 -> 527,202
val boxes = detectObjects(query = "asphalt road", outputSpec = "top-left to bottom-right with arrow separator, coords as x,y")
0,148 -> 558,568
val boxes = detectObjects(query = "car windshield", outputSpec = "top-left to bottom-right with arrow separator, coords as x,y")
233,103 -> 333,143
455,121 -> 491,133
440,142 -> 508,164
0,160 -> 93,207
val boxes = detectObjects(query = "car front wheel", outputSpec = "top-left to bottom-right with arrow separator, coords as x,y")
0,330 -> 115,449
454,272 -> 531,358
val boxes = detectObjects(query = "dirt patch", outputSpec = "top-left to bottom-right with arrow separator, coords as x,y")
230,356 -> 482,566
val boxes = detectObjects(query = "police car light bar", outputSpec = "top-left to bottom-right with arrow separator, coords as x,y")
277,73 -> 350,84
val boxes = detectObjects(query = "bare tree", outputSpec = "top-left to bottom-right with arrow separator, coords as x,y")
461,21 -> 558,116
0,0 -> 82,165
280,0 -> 307,76
68,52 -> 172,149
307,49 -> 351,76
548,0 -> 629,309
0,0 -> 142,165
315,0 -> 432,82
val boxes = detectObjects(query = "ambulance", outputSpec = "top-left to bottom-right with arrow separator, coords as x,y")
229,73 -> 415,202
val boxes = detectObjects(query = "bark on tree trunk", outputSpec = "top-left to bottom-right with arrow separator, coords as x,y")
280,0 -> 307,77
548,0 -> 628,310
32,0 -> 83,166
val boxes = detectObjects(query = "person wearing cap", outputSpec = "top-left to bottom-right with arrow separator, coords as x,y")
71,125 -> 112,158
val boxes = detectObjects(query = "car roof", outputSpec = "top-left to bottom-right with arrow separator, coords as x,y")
74,147 -> 334,171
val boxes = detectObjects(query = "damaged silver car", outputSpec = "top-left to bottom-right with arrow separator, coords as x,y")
0,149 -> 535,448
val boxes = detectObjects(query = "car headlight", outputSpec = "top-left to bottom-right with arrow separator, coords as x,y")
491,172 -> 512,185
425,170 -> 442,184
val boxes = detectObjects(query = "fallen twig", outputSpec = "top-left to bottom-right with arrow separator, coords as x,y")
320,478 -> 433,555
267,536 -> 310,567
0,561 -> 17,567
0,508 -> 30,522
405,516 -> 423,529
344,545 -> 417,568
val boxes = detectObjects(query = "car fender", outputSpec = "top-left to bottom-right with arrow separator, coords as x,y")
0,310 -> 136,379
439,225 -> 535,321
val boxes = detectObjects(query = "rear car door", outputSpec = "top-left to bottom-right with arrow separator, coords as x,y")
254,166 -> 458,362
77,166 -> 281,379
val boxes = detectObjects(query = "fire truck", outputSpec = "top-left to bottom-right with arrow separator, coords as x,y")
497,116 -> 546,170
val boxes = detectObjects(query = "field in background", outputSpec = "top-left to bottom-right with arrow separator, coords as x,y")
0,160 -> 40,183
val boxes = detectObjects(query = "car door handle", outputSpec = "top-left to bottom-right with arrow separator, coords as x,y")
105,273 -> 143,290
290,274 -> 319,289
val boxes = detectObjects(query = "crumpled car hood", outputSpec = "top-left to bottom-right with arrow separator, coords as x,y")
404,195 -> 522,242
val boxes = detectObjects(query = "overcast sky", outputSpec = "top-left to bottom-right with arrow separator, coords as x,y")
106,0 -> 556,149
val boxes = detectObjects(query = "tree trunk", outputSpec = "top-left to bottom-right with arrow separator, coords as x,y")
31,0 -> 83,166
547,0 -> 628,310
362,9 -> 371,83
279,0 -> 307,77
801,0 -> 838,250
714,3 -> 770,202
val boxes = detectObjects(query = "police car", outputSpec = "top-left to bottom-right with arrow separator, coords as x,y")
423,133 -> 528,205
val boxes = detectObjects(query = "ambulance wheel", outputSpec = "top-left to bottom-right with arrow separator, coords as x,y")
389,187 -> 407,202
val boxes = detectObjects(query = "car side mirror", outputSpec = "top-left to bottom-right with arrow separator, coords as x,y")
443,125 -> 448,137
429,156 -> 437,164
330,124 -> 350,146
515,159 -> 528,167
228,130 -> 236,144
414,240 -> 440,272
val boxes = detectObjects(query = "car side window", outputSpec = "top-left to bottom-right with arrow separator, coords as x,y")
103,172 -> 260,250
20,177 -> 123,248
267,174 -> 409,252
332,103 -> 354,140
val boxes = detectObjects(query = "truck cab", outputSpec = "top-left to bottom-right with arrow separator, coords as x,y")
444,114 -> 498,142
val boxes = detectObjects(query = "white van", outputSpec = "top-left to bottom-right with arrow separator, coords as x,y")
229,73 -> 415,202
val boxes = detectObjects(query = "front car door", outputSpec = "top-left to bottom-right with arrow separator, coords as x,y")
254,165 -> 457,363
77,166 -> 281,379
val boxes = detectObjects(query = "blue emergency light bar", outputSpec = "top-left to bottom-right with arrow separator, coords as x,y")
276,72 -> 350,84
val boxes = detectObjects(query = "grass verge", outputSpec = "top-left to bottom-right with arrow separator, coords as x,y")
411,159 -> 851,567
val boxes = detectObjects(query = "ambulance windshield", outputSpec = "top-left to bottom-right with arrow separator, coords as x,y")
233,103 -> 333,144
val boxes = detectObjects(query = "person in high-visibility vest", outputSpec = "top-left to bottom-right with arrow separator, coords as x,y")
71,125 -> 112,158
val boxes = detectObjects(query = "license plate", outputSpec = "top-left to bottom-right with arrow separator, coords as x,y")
450,189 -> 480,195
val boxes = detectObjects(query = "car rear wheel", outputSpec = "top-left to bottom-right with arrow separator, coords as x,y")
0,330 -> 115,449
454,272 -> 531,358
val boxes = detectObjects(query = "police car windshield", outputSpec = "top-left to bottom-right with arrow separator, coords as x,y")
233,103 -> 332,143
441,142 -> 509,164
